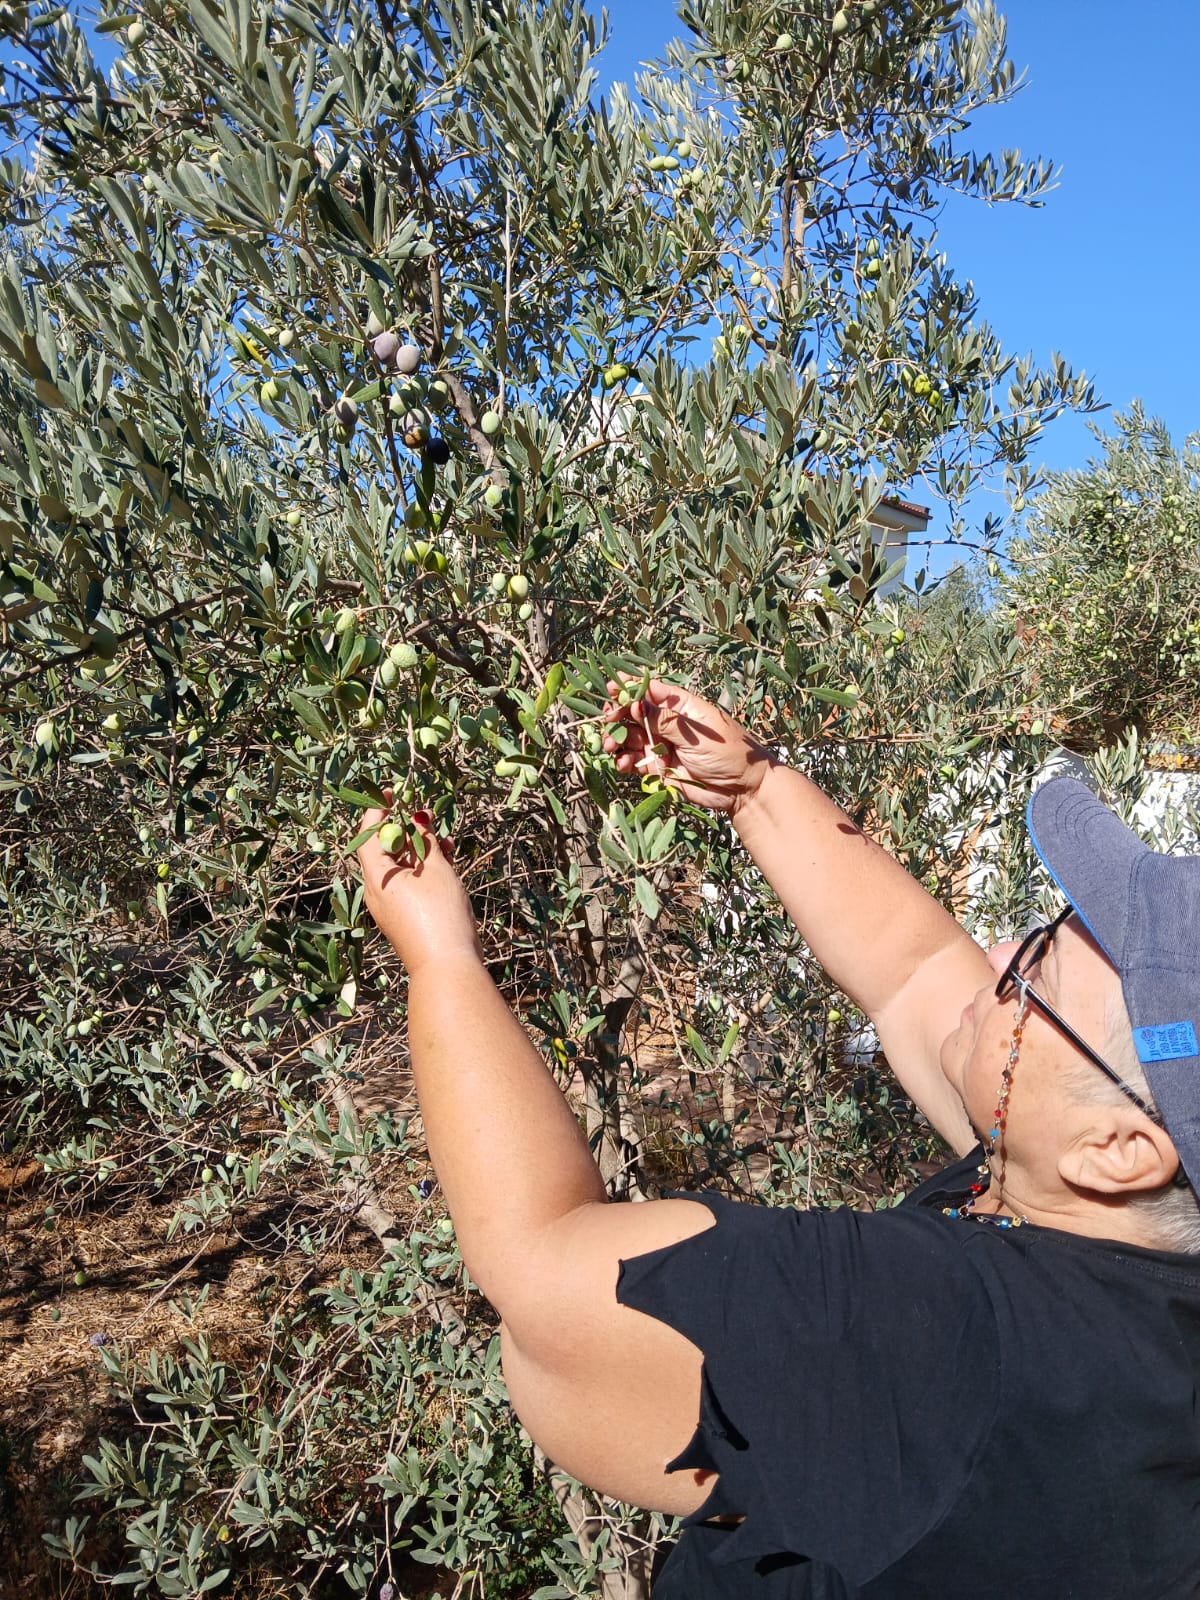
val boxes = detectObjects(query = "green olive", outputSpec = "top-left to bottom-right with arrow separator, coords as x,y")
388,641 -> 420,671
378,821 -> 406,854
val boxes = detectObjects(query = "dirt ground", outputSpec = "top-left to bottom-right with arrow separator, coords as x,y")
0,1148 -> 392,1598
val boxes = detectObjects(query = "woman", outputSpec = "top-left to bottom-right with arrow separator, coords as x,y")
356,679 -> 1200,1597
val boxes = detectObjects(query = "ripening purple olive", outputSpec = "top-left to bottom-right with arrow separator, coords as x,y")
394,343 -> 421,375
372,330 -> 401,366
332,395 -> 358,427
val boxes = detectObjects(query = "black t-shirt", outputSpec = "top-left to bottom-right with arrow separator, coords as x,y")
615,1149 -> 1200,1598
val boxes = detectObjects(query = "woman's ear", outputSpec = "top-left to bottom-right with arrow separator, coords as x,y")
1059,1110 -> 1181,1196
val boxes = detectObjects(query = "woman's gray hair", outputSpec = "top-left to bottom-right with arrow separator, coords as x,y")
1064,991 -> 1200,1254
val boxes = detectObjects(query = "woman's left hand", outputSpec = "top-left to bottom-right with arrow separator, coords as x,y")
356,798 -> 483,978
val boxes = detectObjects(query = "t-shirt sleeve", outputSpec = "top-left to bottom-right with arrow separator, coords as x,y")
615,1192 -> 999,1586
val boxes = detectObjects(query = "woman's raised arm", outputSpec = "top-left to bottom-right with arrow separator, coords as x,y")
602,680 -> 986,1151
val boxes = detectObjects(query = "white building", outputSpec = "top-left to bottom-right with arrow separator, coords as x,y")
870,495 -> 931,595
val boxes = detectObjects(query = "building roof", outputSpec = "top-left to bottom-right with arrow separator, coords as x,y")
880,494 -> 930,520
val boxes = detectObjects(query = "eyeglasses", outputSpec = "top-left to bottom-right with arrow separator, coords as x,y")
994,908 -> 1164,1126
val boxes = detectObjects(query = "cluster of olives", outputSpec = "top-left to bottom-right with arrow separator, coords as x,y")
648,136 -> 694,180
365,313 -> 452,462
229,312 -> 457,465
230,308 -> 555,624
487,569 -> 534,620
366,312 -> 421,379
899,366 -> 952,407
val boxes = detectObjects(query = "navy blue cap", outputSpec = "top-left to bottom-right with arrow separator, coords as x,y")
1027,777 -> 1200,1192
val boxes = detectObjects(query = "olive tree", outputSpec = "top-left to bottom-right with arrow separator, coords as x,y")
1001,404 -> 1200,748
0,0 -> 1095,1593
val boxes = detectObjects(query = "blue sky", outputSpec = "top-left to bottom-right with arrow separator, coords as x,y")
595,0 -> 1200,568
8,2 -> 1192,573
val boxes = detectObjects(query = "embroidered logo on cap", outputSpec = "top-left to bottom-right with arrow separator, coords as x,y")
1133,1022 -> 1199,1063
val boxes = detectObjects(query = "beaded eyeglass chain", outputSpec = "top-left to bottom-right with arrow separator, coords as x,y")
943,998 -> 1031,1230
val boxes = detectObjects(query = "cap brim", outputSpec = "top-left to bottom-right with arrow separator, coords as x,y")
1026,777 -> 1148,971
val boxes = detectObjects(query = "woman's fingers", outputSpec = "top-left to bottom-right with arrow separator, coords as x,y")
358,798 -> 449,877
607,678 -> 691,745
601,682 -> 671,778
391,811 -> 441,873
358,785 -> 396,840
601,677 -> 718,795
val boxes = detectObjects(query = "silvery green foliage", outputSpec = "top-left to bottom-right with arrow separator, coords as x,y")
0,0 -> 1100,1592
1001,406 -> 1200,746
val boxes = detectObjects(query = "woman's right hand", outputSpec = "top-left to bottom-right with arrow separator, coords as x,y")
601,679 -> 775,816
356,800 -> 483,979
